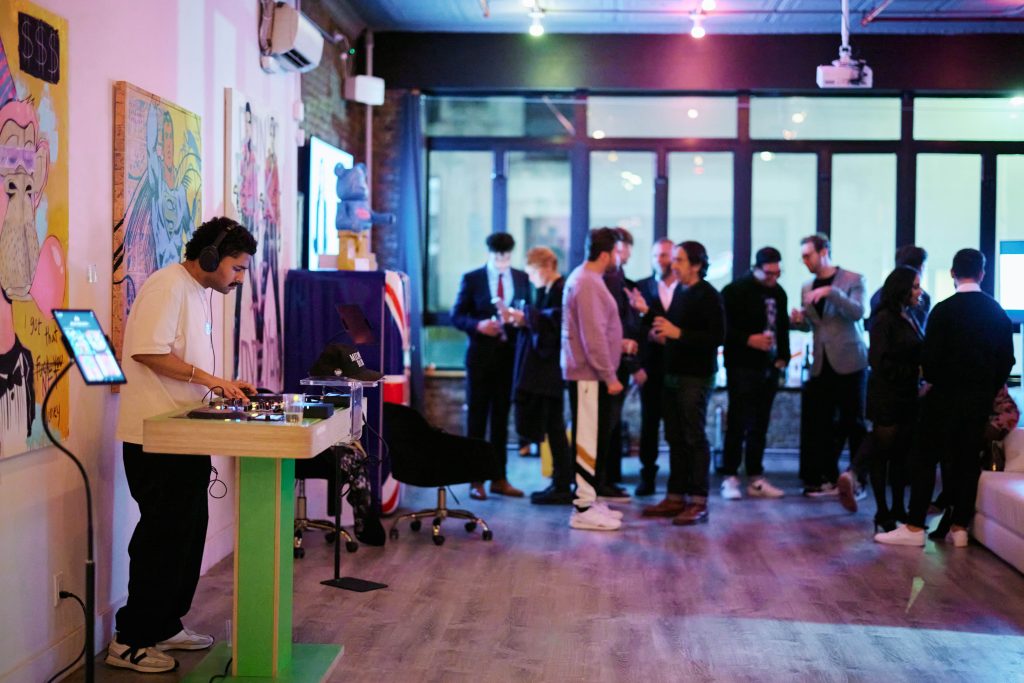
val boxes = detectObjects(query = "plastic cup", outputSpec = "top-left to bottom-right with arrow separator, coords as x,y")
283,393 -> 304,424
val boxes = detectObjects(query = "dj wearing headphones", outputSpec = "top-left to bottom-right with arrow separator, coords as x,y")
108,216 -> 258,673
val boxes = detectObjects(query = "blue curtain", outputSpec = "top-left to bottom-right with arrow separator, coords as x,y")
396,92 -> 426,412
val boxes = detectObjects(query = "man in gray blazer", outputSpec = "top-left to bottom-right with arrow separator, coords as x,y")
791,234 -> 868,497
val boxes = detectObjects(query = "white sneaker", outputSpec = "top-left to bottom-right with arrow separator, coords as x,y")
720,476 -> 742,500
591,501 -> 624,520
106,637 -> 178,673
747,477 -> 785,499
947,529 -> 969,548
570,506 -> 622,531
155,627 -> 214,651
874,525 -> 925,546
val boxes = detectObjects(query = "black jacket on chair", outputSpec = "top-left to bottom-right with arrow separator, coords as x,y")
382,403 -> 499,486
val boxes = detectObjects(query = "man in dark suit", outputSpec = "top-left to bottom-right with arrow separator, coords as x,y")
508,247 -> 571,505
630,238 -> 679,496
876,248 -> 1016,547
451,232 -> 530,499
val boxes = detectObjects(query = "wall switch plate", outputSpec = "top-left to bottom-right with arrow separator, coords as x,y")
53,572 -> 64,607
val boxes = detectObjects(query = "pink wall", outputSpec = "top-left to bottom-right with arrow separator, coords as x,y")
0,1 -> 301,680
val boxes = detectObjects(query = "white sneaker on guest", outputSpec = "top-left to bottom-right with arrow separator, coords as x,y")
721,476 -> 742,500
874,525 -> 925,546
570,506 -> 622,531
591,501 -> 624,520
106,637 -> 178,673
155,627 -> 214,651
747,477 -> 785,499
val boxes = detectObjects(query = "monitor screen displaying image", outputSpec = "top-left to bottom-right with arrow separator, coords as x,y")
304,136 -> 354,270
52,309 -> 127,385
999,240 -> 1024,324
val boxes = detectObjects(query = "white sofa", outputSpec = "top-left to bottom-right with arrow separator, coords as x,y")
974,428 -> 1024,573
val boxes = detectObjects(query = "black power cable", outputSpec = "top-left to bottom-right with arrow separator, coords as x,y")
44,591 -> 86,683
41,362 -> 96,683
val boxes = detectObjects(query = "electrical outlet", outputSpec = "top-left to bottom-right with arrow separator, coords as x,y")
53,572 -> 64,608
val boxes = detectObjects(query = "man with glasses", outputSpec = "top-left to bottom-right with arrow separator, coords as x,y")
720,247 -> 791,500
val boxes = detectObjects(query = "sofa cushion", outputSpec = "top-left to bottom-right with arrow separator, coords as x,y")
976,471 -> 1024,532
1005,429 -> 1024,473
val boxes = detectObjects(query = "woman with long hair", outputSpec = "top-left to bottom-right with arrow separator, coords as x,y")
866,265 -> 925,532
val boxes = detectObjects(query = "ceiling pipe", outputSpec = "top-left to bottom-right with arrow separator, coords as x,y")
861,0 -> 894,26
478,0 -> 490,19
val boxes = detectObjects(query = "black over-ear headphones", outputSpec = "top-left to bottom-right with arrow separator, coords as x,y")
198,224 -> 235,273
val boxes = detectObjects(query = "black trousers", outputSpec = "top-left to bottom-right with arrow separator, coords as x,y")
115,443 -> 210,647
516,390 -> 572,490
908,390 -> 990,529
638,371 -> 665,483
663,374 -> 714,498
465,355 -> 514,480
800,359 -> 867,487
722,366 -> 779,478
867,421 -> 914,518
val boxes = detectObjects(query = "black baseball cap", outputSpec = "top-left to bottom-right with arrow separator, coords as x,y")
309,343 -> 383,382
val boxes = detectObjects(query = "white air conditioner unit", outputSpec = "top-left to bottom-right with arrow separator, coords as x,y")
269,4 -> 324,73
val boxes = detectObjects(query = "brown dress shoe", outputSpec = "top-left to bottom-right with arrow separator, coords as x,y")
641,498 -> 687,517
490,480 -> 525,497
672,503 -> 709,526
469,482 -> 487,500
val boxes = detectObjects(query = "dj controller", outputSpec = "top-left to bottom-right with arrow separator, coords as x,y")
187,393 -> 347,421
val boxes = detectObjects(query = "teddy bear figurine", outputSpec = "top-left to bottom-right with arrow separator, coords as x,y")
334,162 -> 395,270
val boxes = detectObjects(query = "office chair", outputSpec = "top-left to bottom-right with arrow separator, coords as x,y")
294,445 -> 358,558
383,402 -> 496,546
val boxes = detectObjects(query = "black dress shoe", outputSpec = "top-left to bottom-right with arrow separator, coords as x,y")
530,485 -> 574,505
596,483 -> 631,502
634,480 -> 656,497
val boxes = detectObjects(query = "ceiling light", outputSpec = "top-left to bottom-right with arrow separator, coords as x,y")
592,129 -> 606,139
760,151 -> 774,162
701,0 -> 716,10
693,155 -> 704,166
791,112 -> 806,124
690,11 -> 706,38
529,13 -> 544,37
687,108 -> 699,119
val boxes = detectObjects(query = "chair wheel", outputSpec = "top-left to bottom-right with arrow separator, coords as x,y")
325,531 -> 336,543
464,522 -> 477,532
482,530 -> 493,541
433,535 -> 445,546
389,528 -> 399,540
410,520 -> 422,532
432,517 -> 442,527
293,547 -> 305,559
345,541 -> 359,553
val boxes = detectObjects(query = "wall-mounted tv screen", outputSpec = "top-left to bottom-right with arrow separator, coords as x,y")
999,240 -> 1024,324
301,136 -> 354,270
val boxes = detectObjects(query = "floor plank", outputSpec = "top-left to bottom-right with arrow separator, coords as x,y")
68,450 -> 1024,682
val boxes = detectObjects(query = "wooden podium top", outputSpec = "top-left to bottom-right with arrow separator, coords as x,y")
143,404 -> 356,459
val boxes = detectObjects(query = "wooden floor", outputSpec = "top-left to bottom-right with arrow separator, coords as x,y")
72,450 -> 1024,683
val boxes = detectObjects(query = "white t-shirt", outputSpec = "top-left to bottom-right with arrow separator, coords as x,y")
116,263 -> 216,445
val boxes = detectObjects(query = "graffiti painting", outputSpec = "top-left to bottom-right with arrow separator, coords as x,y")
224,88 -> 283,391
111,81 -> 201,364
0,1 -> 69,458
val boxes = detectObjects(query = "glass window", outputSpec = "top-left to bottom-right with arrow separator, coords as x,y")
424,95 -> 575,137
667,152 -> 734,289
916,154 -> 981,302
589,151 -> 656,281
751,153 -> 817,301
422,326 -> 466,371
507,151 -> 571,274
996,155 -> 1024,381
427,151 -> 493,313
750,97 -> 901,140
915,97 -> 1024,141
830,154 -> 897,306
588,96 -> 738,139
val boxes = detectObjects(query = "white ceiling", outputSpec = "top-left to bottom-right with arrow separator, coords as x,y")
333,0 -> 1024,35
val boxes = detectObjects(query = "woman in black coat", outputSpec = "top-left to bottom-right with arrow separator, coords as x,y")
866,266 -> 925,532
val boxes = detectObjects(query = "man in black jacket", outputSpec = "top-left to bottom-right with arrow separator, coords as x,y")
509,247 -> 572,505
875,248 -> 1015,547
451,232 -> 530,499
631,238 -> 680,496
641,241 -> 726,526
720,247 -> 790,500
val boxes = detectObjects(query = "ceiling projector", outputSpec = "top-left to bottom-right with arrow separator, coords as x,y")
817,46 -> 873,89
